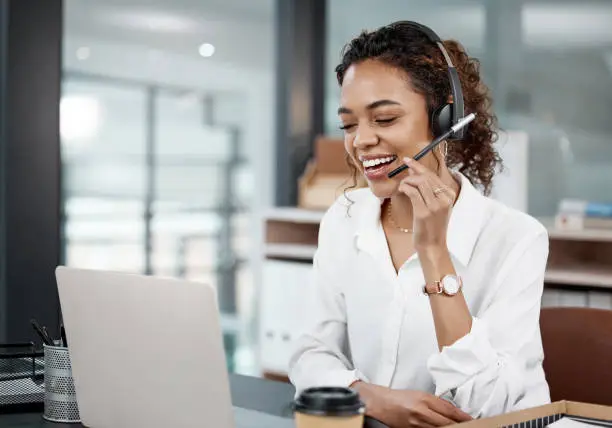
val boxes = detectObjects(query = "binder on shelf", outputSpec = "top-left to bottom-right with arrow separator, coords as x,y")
559,199 -> 612,218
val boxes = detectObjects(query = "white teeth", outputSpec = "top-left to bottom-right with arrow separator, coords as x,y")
362,156 -> 395,168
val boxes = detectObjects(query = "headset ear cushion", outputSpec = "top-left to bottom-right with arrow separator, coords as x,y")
431,103 -> 453,138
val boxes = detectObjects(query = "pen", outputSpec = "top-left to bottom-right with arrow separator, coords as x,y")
30,319 -> 54,346
42,326 -> 54,345
60,324 -> 68,348
387,113 -> 477,178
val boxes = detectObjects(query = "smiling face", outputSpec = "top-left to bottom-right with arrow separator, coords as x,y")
339,59 -> 436,198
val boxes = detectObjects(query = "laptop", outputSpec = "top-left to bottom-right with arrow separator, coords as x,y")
55,266 -> 294,428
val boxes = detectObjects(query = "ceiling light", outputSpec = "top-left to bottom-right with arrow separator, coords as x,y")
76,46 -> 90,60
60,96 -> 101,143
198,43 -> 215,58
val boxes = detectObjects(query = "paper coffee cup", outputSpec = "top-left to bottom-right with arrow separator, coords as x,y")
294,386 -> 365,428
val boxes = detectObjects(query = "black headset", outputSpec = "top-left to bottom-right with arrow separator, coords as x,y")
390,21 -> 466,140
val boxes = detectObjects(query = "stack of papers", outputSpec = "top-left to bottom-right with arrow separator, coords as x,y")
548,417 -> 612,427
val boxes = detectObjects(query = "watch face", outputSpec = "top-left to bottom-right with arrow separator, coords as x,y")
442,275 -> 461,295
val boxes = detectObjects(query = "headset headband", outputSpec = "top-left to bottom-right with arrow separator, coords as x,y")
392,21 -> 466,139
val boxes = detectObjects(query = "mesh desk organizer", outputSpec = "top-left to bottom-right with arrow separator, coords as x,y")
0,343 -> 45,411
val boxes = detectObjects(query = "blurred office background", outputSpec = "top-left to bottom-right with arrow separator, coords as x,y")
1,0 -> 612,379
60,0 -> 276,374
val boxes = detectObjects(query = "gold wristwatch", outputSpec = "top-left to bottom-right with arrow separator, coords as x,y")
423,274 -> 463,296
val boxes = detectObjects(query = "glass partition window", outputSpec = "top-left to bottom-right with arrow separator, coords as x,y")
62,80 -> 147,273
60,75 -> 255,373
152,91 -> 243,314
62,0 -> 275,377
325,0 -> 612,218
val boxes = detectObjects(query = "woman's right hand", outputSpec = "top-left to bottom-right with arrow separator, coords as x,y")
353,382 -> 473,428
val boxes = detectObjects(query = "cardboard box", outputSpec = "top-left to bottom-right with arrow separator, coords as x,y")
454,401 -> 612,427
298,136 -> 366,210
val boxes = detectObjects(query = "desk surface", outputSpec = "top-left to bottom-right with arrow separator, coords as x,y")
0,374 -> 296,427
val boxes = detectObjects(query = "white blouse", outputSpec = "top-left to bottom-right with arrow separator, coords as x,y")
288,172 -> 551,418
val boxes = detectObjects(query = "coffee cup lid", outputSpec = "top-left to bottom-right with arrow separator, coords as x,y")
293,386 -> 365,417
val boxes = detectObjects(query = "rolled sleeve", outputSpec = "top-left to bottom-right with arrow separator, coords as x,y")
426,229 -> 551,417
427,317 -> 499,396
289,355 -> 368,396
322,369 -> 366,389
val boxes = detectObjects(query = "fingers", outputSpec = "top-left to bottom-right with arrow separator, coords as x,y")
427,396 -> 473,423
401,171 -> 449,214
403,157 -> 444,186
405,414 -> 436,428
403,158 -> 455,205
404,157 -> 440,179
408,169 -> 438,208
398,178 -> 428,218
421,409 -> 455,427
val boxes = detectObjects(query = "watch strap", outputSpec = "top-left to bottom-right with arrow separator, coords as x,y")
423,280 -> 443,295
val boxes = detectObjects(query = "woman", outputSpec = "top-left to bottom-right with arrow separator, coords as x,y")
288,21 -> 550,427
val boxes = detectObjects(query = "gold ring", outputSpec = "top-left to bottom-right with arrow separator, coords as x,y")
433,187 -> 445,195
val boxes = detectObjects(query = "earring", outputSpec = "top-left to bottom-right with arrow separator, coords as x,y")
438,141 -> 448,160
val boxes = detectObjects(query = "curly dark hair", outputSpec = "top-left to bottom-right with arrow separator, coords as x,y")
335,21 -> 501,196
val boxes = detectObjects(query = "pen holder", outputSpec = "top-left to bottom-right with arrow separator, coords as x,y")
43,344 -> 81,423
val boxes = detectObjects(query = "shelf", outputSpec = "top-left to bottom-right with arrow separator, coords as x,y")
265,244 -> 317,261
262,213 -> 612,242
547,227 -> 612,243
539,217 -> 612,243
262,213 -> 612,288
545,266 -> 612,288
263,207 -> 325,224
